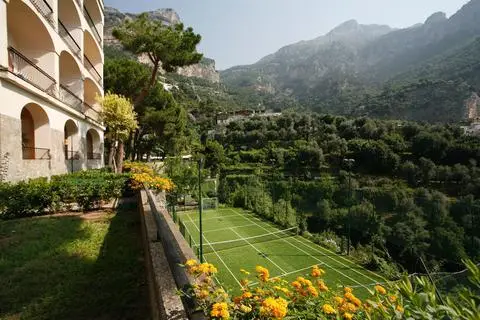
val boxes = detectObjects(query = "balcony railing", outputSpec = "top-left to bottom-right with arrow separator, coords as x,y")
29,0 -> 54,28
84,102 -> 102,123
59,84 -> 83,112
65,150 -> 81,160
58,20 -> 81,59
8,47 -> 57,98
87,152 -> 101,160
83,6 -> 102,45
22,147 -> 51,160
83,55 -> 102,86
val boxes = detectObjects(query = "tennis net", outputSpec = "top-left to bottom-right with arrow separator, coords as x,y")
194,227 -> 297,254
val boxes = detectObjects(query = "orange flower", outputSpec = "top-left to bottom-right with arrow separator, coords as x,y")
256,266 -> 270,282
374,285 -> 387,295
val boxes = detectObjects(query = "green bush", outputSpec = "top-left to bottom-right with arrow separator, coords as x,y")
0,170 -> 130,219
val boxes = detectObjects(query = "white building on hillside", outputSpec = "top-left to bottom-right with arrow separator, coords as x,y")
0,0 -> 105,181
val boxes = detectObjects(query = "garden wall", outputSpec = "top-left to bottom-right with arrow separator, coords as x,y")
139,189 -> 205,320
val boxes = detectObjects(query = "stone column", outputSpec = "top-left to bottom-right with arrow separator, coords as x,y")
0,0 -> 8,68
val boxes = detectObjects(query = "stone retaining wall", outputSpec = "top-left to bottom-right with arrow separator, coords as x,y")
139,189 -> 205,320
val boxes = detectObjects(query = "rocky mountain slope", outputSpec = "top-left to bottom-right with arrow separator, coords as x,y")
222,0 -> 480,122
104,7 -> 219,83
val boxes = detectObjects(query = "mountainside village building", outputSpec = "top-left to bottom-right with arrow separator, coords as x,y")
0,0 -> 105,182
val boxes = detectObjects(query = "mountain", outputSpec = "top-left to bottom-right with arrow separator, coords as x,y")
104,7 -> 219,83
222,0 -> 480,122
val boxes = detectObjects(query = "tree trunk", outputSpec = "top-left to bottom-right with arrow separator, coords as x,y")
108,140 -> 116,170
116,141 -> 125,173
134,61 -> 160,107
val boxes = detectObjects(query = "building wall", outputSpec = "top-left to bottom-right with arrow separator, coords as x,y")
0,0 -> 105,182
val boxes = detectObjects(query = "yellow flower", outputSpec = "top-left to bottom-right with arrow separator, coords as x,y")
239,304 -> 252,313
242,291 -> 253,299
240,269 -> 250,275
322,304 -> 337,315
396,305 -> 404,313
260,297 -> 288,319
210,302 -> 229,319
343,312 -> 353,320
274,286 -> 290,295
344,287 -> 353,294
389,295 -> 397,303
317,280 -> 329,292
374,285 -> 387,295
185,259 -> 197,267
256,266 -> 270,282
198,290 -> 209,299
291,281 -> 301,289
307,286 -> 318,297
334,296 -> 344,305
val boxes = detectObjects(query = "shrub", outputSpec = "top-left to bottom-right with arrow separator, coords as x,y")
0,170 -> 130,219
124,161 -> 174,192
182,259 -> 480,319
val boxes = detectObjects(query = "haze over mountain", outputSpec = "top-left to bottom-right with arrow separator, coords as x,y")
222,0 -> 480,122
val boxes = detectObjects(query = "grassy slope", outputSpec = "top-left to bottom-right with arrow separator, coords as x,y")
0,200 -> 149,320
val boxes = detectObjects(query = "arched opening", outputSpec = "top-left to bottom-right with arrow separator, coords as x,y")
64,120 -> 79,160
83,77 -> 102,121
58,0 -> 82,58
59,51 -> 83,111
83,30 -> 102,86
83,0 -> 103,44
21,103 -> 50,159
86,129 -> 101,159
7,0 -> 57,95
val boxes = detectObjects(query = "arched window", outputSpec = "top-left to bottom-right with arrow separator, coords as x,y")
21,108 -> 35,159
64,120 -> 79,160
86,129 -> 100,159
20,104 -> 50,159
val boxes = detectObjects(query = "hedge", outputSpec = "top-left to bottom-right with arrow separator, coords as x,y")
0,169 -> 130,219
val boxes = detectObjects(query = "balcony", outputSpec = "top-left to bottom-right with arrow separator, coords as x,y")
83,6 -> 102,46
83,55 -> 102,86
59,84 -> 83,113
23,147 -> 51,160
58,20 -> 82,59
8,47 -> 57,98
84,102 -> 102,123
29,0 -> 54,28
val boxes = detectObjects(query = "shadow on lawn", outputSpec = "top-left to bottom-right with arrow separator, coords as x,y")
0,197 -> 150,320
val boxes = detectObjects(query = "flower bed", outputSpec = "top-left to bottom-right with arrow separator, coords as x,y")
182,259 -> 480,319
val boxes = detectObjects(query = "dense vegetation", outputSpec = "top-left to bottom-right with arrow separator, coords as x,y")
201,113 -> 480,276
0,170 -> 129,219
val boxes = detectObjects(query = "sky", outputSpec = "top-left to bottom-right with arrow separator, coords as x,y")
105,0 -> 470,70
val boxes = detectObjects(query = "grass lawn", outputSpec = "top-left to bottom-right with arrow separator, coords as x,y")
0,199 -> 150,320
177,207 -> 386,297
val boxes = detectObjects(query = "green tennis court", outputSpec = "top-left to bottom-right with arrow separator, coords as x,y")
176,207 -> 386,297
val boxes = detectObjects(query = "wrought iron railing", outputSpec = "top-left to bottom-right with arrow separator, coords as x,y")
22,147 -> 51,160
29,0 -> 54,27
87,152 -> 101,160
65,150 -> 81,160
8,47 -> 57,97
58,20 -> 81,59
59,84 -> 83,112
83,55 -> 102,86
83,6 -> 102,45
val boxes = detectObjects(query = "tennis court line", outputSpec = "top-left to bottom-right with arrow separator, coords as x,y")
240,209 -> 381,284
227,209 -> 371,290
203,223 -> 258,233
184,213 -> 242,287
246,209 -> 383,284
230,227 -> 288,274
180,214 -> 240,222
248,264 -> 319,286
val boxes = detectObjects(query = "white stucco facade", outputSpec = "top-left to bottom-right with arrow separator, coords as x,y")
0,0 -> 105,181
